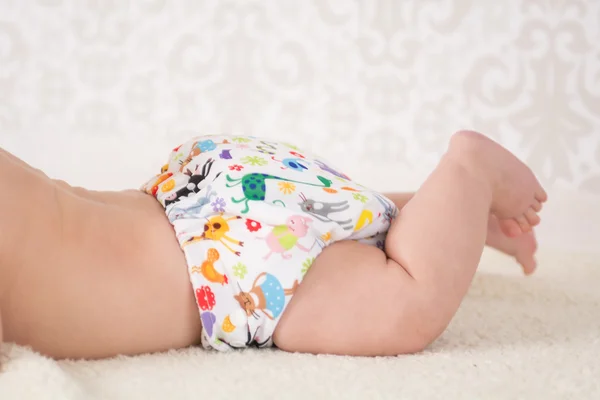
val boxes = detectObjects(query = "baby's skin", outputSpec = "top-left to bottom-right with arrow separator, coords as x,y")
0,131 -> 546,359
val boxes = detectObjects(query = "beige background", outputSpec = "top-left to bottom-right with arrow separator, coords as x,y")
1,0 -> 599,249
1,0 -> 600,189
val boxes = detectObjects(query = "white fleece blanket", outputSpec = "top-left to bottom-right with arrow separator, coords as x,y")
1,248 -> 599,400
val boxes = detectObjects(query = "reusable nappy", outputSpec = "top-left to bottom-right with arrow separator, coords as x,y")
141,135 -> 398,350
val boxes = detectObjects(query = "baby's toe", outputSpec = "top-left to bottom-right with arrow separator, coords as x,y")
531,200 -> 542,212
535,188 -> 548,203
499,218 -> 523,238
521,255 -> 537,275
518,231 -> 538,275
525,208 -> 540,227
515,215 -> 531,233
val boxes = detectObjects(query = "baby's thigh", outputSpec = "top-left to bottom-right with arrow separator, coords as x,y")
273,240 -> 416,356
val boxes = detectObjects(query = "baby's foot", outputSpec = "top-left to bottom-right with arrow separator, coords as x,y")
486,215 -> 538,275
450,131 -> 547,238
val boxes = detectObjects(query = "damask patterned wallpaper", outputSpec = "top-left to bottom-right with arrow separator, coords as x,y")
1,0 -> 599,194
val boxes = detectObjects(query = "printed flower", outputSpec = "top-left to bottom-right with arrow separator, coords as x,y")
196,286 -> 216,311
241,156 -> 268,166
278,181 -> 296,195
229,164 -> 244,171
321,232 -> 332,242
233,262 -> 248,279
352,193 -> 369,203
232,137 -> 251,143
289,151 -> 305,158
211,197 -> 226,212
246,219 -> 262,232
301,257 -> 315,276
173,152 -> 184,162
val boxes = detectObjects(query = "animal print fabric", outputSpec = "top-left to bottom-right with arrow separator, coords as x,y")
141,135 -> 398,350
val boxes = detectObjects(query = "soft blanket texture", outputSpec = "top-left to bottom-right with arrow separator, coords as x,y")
1,248 -> 598,399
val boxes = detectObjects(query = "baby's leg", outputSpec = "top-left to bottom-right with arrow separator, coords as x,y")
385,193 -> 539,273
273,131 -> 547,355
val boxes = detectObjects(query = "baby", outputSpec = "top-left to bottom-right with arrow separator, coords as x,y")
0,131 -> 546,359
